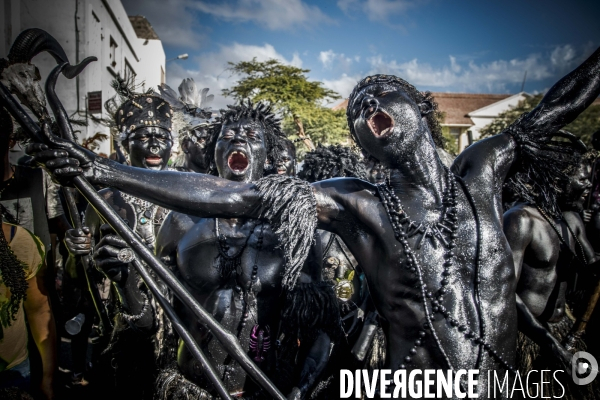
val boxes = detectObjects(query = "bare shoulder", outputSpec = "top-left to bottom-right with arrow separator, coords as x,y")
503,204 -> 536,233
453,133 -> 516,177
311,177 -> 377,224
312,177 -> 376,203
563,211 -> 585,235
156,211 -> 200,256
160,211 -> 200,236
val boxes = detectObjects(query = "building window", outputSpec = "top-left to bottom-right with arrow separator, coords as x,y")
109,36 -> 118,68
124,59 -> 136,85
449,127 -> 462,136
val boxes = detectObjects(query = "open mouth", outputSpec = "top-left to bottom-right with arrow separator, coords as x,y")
368,111 -> 394,137
145,156 -> 163,166
228,150 -> 249,173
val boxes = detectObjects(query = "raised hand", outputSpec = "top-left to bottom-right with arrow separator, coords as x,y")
25,122 -> 98,183
93,223 -> 134,284
64,227 -> 92,256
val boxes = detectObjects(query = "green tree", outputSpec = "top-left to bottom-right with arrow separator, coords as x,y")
441,126 -> 459,156
282,106 -> 351,159
223,58 -> 349,152
479,94 -> 600,145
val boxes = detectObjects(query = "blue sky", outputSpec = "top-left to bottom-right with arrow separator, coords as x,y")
122,0 -> 600,109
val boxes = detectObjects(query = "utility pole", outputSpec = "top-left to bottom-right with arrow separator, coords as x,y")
520,70 -> 527,93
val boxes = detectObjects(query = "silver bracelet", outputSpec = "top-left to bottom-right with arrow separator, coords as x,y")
120,290 -> 150,322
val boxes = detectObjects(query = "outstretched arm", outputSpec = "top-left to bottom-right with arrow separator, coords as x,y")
90,158 -> 262,219
455,47 -> 600,189
30,141 -> 373,236
30,142 -> 263,219
518,47 -> 600,135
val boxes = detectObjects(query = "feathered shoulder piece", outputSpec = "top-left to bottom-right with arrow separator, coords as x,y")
157,78 -> 214,129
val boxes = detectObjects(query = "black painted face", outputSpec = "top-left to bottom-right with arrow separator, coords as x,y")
125,127 -> 173,170
275,148 -> 296,176
561,163 -> 592,211
350,83 -> 433,167
215,117 -> 267,182
183,127 -> 210,172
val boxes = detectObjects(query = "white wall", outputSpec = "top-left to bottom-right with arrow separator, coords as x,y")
1,0 -> 166,156
468,92 -> 530,141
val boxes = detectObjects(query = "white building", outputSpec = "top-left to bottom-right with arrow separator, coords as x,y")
431,92 -> 531,152
0,0 -> 166,156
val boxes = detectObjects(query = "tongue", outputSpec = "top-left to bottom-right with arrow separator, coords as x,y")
229,153 -> 248,171
371,113 -> 392,135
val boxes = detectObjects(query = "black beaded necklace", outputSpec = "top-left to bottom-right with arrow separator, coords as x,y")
219,222 -> 266,383
377,166 -> 515,373
535,205 -> 588,265
215,218 -> 258,278
236,223 -> 265,335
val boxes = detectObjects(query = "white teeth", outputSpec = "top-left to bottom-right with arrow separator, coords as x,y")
231,151 -> 247,158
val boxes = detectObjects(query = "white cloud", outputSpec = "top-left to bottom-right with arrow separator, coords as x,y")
319,50 -> 335,69
363,0 -> 413,21
337,0 -> 360,13
550,44 -> 576,70
338,0 -> 419,24
121,0 -> 206,49
192,0 -> 335,31
322,74 -> 361,98
449,56 -> 461,73
318,50 -> 354,71
364,45 -> 592,92
165,43 -> 303,109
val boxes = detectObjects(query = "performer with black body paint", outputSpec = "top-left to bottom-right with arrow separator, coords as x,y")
298,144 -> 386,399
63,89 -> 174,399
158,78 -> 214,174
172,123 -> 212,174
262,135 -> 296,177
29,47 -> 600,398
74,102 -> 340,399
504,149 -> 599,398
587,130 -> 600,257
298,144 -> 367,183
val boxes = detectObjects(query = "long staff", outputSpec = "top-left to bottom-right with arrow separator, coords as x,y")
0,65 -> 285,400
3,59 -> 235,398
46,63 -> 235,399
43,62 -> 113,335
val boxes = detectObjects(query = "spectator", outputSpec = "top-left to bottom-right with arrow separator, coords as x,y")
0,207 -> 57,399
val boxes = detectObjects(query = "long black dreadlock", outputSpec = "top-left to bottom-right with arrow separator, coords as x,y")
346,74 -> 445,150
299,144 -> 368,183
203,100 -> 286,175
503,126 -> 587,219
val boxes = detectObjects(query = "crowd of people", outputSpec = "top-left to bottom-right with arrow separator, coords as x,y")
0,28 -> 600,400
